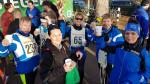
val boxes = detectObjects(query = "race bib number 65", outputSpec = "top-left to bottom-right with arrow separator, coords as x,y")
74,36 -> 82,44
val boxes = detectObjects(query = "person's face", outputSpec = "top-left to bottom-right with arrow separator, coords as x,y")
19,21 -> 31,34
14,11 -> 22,19
102,18 -> 112,29
28,3 -> 34,9
9,4 -> 14,13
41,22 -> 48,27
74,15 -> 83,26
125,31 -> 138,44
43,5 -> 50,12
50,29 -> 62,46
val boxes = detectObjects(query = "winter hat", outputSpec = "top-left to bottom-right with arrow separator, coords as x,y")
125,22 -> 141,37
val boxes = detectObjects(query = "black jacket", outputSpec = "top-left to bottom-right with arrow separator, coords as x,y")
7,19 -> 19,35
39,39 -> 70,84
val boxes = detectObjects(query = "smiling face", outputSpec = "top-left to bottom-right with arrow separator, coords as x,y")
125,31 -> 138,44
19,17 -> 31,34
49,29 -> 62,47
74,15 -> 83,26
8,4 -> 14,13
102,18 -> 112,29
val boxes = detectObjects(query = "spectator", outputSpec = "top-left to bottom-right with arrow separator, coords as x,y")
26,1 -> 41,34
1,3 -> 14,36
0,17 -> 40,84
7,8 -> 22,35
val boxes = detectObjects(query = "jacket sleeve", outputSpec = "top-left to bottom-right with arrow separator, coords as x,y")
138,15 -> 149,38
0,43 -> 9,57
140,49 -> 150,79
0,43 -> 16,57
84,28 -> 96,48
109,27 -> 124,46
26,9 -> 29,17
39,50 -> 66,82
85,28 -> 95,42
36,8 -> 41,18
59,20 -> 67,38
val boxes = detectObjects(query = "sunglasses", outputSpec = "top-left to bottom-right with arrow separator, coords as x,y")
75,17 -> 83,20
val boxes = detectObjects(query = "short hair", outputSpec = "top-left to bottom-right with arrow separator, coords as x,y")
28,1 -> 34,4
13,8 -> 22,18
42,1 -> 52,8
102,13 -> 112,20
75,12 -> 84,19
4,3 -> 12,10
48,24 -> 60,36
42,1 -> 59,17
19,17 -> 31,25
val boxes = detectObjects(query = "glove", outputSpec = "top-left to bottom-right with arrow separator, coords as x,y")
104,33 -> 109,42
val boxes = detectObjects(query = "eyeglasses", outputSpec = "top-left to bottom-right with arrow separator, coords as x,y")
75,17 -> 83,20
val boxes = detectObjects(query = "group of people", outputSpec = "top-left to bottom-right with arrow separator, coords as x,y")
0,0 -> 149,84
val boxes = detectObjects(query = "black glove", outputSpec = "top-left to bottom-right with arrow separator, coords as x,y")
104,33 -> 109,42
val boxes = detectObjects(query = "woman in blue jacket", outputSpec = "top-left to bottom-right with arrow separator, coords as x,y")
102,22 -> 150,84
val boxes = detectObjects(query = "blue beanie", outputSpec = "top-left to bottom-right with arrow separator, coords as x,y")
125,23 -> 141,37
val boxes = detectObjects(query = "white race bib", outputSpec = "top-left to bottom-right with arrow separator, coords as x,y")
17,34 -> 38,59
71,26 -> 86,47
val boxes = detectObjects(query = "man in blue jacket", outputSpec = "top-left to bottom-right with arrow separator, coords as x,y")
26,1 -> 41,34
0,17 -> 40,84
90,14 -> 124,81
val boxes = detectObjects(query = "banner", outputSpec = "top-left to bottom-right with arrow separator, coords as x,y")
0,0 -> 73,18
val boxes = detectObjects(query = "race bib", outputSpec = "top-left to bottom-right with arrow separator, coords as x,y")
18,34 -> 38,59
71,26 -> 86,47
40,32 -> 48,47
